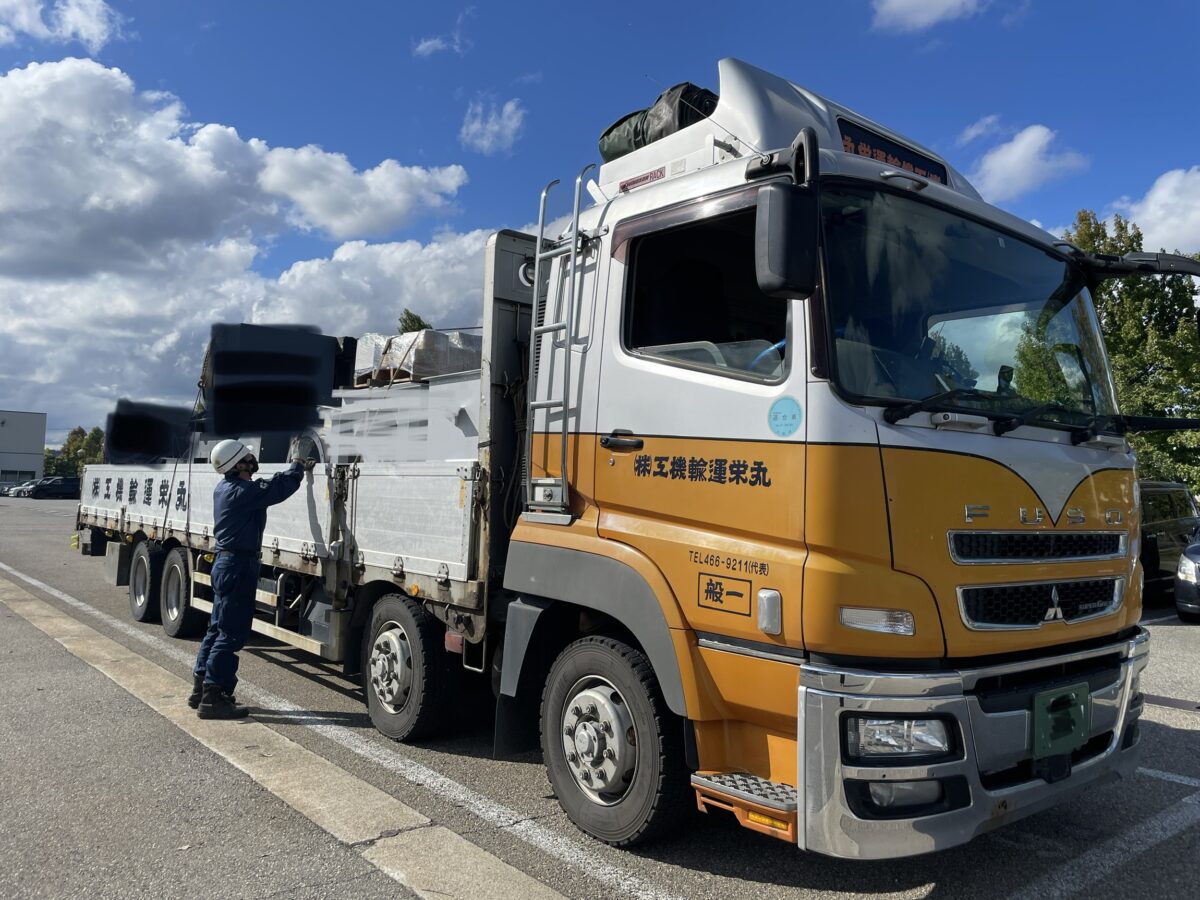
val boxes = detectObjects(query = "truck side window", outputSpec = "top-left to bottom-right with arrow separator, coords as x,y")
624,208 -> 788,379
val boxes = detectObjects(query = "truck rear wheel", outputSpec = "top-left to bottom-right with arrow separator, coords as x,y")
129,541 -> 163,623
160,548 -> 205,638
364,594 -> 448,741
540,635 -> 689,846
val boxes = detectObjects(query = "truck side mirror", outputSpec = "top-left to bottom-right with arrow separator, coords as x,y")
755,183 -> 819,299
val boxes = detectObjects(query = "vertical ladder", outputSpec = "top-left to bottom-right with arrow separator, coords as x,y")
523,164 -> 595,522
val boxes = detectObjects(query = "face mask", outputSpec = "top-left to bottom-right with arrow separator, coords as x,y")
239,456 -> 259,475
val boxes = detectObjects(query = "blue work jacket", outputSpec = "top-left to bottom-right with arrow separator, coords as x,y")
212,462 -> 304,553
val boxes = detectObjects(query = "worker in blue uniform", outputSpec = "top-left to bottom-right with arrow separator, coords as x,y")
189,438 -> 314,719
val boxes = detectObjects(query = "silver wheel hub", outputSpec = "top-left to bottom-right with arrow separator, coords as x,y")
561,678 -> 637,805
369,624 -> 413,714
132,557 -> 147,608
165,568 -> 182,620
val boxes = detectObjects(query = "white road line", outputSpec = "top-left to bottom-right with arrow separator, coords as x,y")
1006,793 -> 1200,900
0,585 -> 561,900
0,560 -> 683,900
1141,613 -> 1180,624
1139,767 -> 1200,789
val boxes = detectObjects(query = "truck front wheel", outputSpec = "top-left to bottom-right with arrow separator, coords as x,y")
540,636 -> 689,846
129,541 -> 163,623
363,594 -> 448,741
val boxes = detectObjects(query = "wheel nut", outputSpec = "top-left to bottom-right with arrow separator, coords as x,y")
571,705 -> 582,717
593,768 -> 607,782
603,721 -> 613,735
603,748 -> 615,760
567,752 -> 578,764
585,703 -> 597,716
563,724 -> 574,736
581,770 -> 592,782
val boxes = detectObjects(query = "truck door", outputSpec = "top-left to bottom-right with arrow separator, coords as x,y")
592,188 -> 808,650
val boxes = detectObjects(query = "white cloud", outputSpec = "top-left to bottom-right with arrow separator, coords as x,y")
1112,167 -> 1200,254
0,58 -> 487,437
459,97 -> 525,155
956,113 -> 1001,146
259,147 -> 467,240
969,124 -> 1087,203
266,230 -> 491,333
1028,219 -> 1069,238
871,0 -> 986,32
412,36 -> 448,58
412,7 -> 474,58
0,57 -> 466,280
0,0 -> 122,53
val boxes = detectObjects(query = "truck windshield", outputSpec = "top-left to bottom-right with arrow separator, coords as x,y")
821,183 -> 1119,429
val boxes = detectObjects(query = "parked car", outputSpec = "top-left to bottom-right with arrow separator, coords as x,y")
0,481 -> 19,496
29,476 -> 81,499
1173,544 -> 1200,622
7,480 -> 40,497
1139,480 -> 1200,597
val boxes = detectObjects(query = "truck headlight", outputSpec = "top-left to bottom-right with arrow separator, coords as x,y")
845,716 -> 952,760
1178,555 -> 1197,584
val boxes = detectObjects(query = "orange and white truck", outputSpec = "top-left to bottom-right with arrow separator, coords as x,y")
79,58 -> 1200,858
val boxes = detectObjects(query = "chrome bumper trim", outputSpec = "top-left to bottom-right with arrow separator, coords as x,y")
797,627 -> 1150,859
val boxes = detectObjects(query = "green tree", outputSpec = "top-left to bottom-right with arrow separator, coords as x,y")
1064,211 -> 1200,483
51,426 -> 89,477
397,308 -> 432,333
81,426 -> 105,464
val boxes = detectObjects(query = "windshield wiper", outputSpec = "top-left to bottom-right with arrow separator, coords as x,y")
993,402 -> 1095,438
1066,413 -> 1200,445
1054,243 -> 1200,281
882,388 -> 999,424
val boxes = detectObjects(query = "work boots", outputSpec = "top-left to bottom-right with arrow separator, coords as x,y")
187,674 -> 204,709
196,684 -> 250,720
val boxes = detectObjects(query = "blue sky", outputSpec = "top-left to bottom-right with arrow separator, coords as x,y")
0,0 -> 1197,442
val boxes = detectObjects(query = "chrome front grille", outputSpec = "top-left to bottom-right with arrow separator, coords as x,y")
949,530 -> 1126,564
958,577 -> 1124,630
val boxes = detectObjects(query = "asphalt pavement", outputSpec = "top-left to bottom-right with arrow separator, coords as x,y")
1,496 -> 1198,900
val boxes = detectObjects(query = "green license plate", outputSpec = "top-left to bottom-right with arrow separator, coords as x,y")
1032,681 -> 1090,759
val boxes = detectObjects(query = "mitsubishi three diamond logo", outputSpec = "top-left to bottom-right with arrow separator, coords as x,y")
1044,585 -> 1065,622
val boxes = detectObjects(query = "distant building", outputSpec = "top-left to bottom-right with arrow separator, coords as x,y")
0,410 -> 46,483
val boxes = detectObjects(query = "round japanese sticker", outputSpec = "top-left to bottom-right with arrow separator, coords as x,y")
768,396 -> 803,437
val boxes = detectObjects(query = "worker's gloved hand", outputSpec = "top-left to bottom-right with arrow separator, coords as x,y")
287,435 -> 316,462
301,457 -> 318,472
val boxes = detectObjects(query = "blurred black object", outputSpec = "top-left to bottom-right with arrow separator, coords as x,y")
104,400 -> 194,464
203,324 -> 355,436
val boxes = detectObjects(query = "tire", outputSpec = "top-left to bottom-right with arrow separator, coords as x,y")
160,548 -> 205,638
363,594 -> 448,741
1178,609 -> 1200,624
129,541 -> 164,623
30,489 -> 43,499
540,636 -> 690,847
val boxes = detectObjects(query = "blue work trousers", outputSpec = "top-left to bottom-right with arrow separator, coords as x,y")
193,554 -> 259,692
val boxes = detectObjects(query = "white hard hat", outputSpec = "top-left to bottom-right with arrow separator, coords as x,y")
210,438 -> 251,474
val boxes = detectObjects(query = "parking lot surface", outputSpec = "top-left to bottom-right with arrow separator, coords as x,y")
2,497 -> 1198,899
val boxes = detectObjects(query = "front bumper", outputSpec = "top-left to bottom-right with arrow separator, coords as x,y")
1174,577 -> 1200,613
798,627 -> 1149,859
